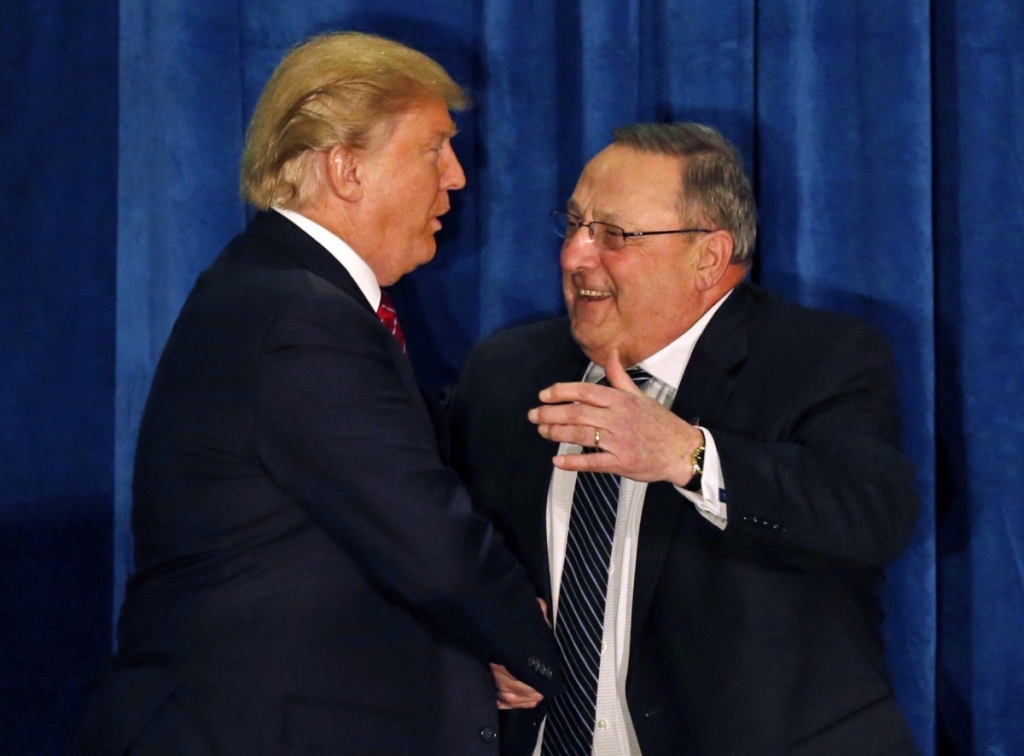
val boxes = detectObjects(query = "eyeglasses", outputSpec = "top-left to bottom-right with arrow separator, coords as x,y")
551,210 -> 714,252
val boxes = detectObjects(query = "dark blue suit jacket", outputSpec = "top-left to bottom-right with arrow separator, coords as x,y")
77,211 -> 560,756
450,282 -> 920,756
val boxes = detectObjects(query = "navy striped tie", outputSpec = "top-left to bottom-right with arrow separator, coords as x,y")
542,367 -> 653,756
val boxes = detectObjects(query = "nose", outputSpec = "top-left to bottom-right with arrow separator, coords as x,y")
441,143 -> 466,191
560,223 -> 600,272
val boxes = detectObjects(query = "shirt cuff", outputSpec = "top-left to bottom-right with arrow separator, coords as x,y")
674,427 -> 728,530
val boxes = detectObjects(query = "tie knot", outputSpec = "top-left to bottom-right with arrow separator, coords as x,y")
596,366 -> 652,388
376,290 -> 396,318
626,366 -> 653,386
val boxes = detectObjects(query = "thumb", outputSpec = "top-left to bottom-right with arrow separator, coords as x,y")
537,597 -> 551,627
604,348 -> 644,395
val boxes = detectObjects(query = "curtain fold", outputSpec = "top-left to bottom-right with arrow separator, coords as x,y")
0,3 -> 118,754
933,0 -> 1024,753
756,5 -> 938,750
114,0 -> 248,613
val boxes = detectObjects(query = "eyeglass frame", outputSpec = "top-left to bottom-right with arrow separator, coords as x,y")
551,209 -> 715,252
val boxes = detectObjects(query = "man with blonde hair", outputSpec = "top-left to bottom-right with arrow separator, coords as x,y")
77,32 -> 559,756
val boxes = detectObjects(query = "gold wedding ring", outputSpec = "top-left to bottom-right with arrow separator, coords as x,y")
594,428 -> 601,448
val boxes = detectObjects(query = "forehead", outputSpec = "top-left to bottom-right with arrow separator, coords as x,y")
570,145 -> 684,220
394,98 -> 458,141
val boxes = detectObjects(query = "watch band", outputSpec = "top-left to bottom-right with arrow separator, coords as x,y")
683,443 -> 705,493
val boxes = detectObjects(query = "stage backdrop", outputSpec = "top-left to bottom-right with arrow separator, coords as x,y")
2,1 -> 1021,754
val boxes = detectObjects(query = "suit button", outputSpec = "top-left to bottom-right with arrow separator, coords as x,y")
528,657 -> 553,678
479,725 -> 498,743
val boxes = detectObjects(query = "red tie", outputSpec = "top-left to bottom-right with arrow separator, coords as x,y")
376,290 -> 407,355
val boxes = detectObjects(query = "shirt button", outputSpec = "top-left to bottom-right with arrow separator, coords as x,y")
597,719 -> 608,730
608,564 -> 615,574
601,641 -> 607,652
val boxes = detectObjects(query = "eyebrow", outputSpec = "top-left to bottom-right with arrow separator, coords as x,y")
423,126 -> 458,152
566,199 -> 627,226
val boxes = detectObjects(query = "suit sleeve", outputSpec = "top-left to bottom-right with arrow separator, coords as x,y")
254,297 -> 561,694
712,321 -> 919,569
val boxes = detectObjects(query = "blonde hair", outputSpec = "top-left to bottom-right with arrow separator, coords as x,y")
241,32 -> 469,209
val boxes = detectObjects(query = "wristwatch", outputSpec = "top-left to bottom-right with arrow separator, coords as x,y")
683,443 -> 705,493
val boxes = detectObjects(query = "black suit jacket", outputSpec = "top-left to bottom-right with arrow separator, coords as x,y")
450,282 -> 919,756
77,212 -> 560,756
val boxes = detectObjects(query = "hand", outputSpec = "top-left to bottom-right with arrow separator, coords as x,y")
527,349 -> 704,486
491,663 -> 544,709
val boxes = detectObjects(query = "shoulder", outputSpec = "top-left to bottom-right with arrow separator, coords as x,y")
456,316 -> 578,403
178,231 -> 378,359
734,282 -> 893,353
727,283 -> 899,392
472,317 -> 574,360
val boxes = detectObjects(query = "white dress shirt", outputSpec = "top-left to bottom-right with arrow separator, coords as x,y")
273,207 -> 381,310
535,292 -> 731,756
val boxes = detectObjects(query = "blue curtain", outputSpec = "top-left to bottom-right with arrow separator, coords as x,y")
2,1 -> 1021,753
0,2 -> 117,754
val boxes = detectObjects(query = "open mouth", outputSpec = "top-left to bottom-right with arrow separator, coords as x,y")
578,288 -> 612,301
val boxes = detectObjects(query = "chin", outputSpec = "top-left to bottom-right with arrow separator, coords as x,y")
570,323 -> 599,356
402,245 -> 436,275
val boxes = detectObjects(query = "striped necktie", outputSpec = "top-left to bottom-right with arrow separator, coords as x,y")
376,290 -> 406,354
542,367 -> 653,756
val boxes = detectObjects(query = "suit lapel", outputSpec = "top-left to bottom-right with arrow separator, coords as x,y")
670,285 -> 751,425
631,285 -> 755,631
246,210 -> 376,315
246,210 -> 427,416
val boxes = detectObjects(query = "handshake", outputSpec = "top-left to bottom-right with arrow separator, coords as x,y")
492,598 -> 551,710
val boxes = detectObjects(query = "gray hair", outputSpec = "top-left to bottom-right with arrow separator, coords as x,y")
612,122 -> 757,264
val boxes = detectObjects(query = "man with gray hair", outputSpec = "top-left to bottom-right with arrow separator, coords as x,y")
452,122 -> 919,755
77,32 -> 559,756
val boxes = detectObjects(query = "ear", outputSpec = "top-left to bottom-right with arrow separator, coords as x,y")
693,230 -> 735,291
324,144 -> 363,202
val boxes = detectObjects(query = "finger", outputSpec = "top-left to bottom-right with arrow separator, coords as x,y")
552,450 -> 619,473
537,597 -> 551,627
529,401 -> 603,428
491,663 -> 544,705
603,348 -> 644,396
535,422 -> 604,448
498,687 -> 543,702
496,688 -> 543,708
538,380 -> 615,406
497,690 -> 542,705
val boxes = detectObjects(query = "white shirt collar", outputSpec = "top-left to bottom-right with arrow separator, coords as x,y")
273,207 -> 382,310
586,289 -> 733,389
